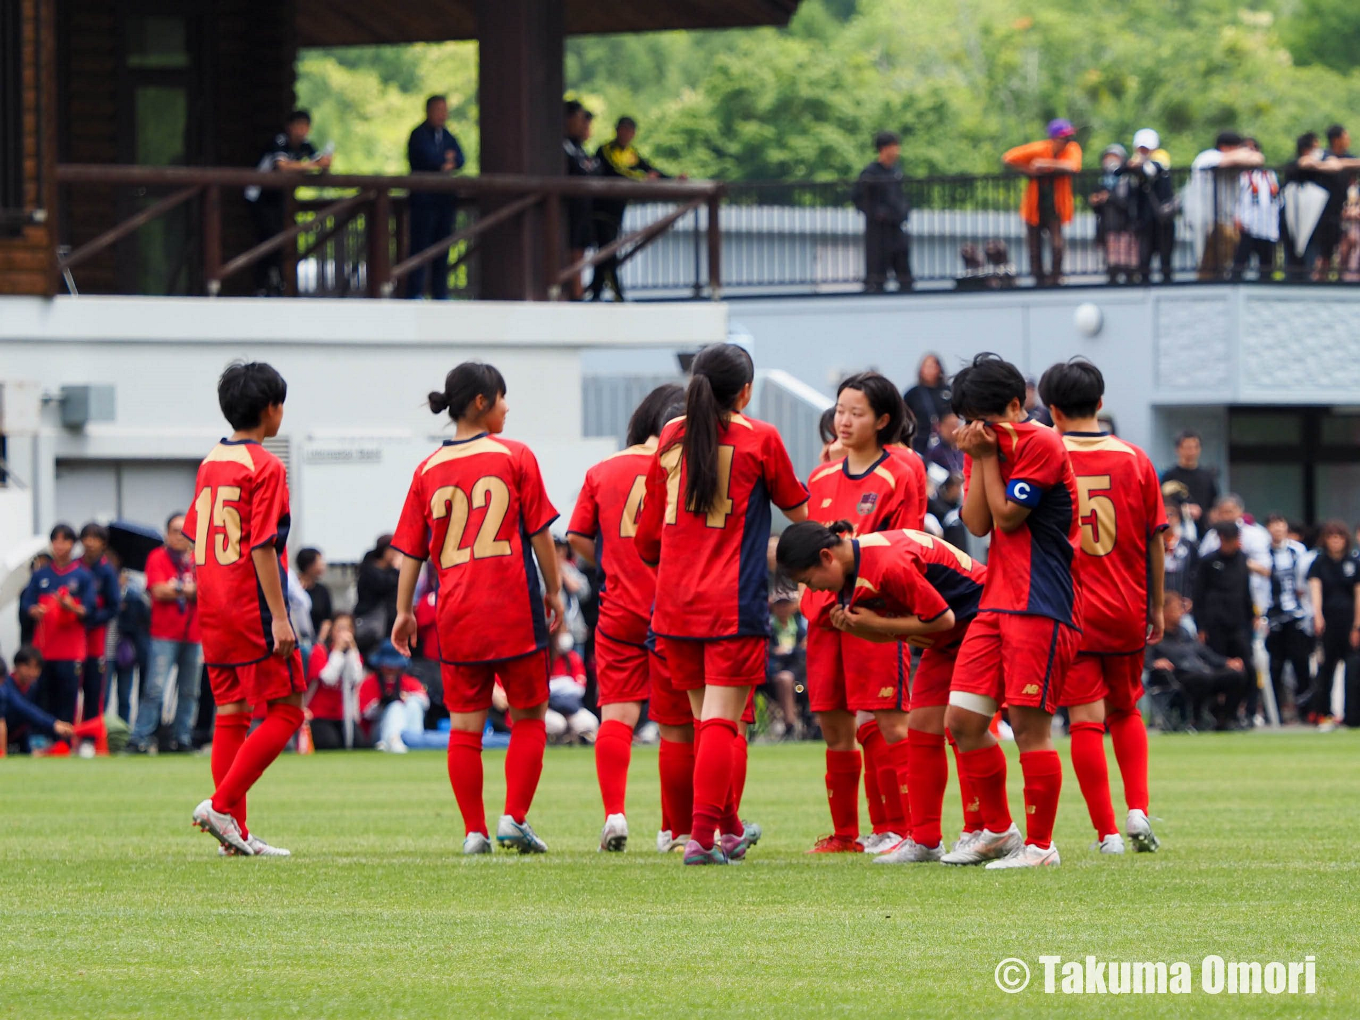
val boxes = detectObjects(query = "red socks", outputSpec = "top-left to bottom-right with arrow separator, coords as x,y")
211,703 -> 302,818
858,720 -> 901,833
446,728 -> 486,836
504,717 -> 547,823
904,729 -> 947,849
1108,708 -> 1150,813
959,743 -> 1011,833
825,748 -> 862,838
594,719 -> 633,817
658,736 -> 694,836
730,730 -> 748,816
1019,749 -> 1063,848
1069,720 -> 1117,839
210,712 -> 251,839
947,729 -> 984,832
692,718 -> 739,850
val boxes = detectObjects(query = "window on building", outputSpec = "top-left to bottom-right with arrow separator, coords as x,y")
1229,407 -> 1360,525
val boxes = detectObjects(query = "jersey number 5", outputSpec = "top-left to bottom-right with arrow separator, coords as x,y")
431,477 -> 513,568
192,486 -> 242,566
660,444 -> 735,528
1076,474 -> 1117,556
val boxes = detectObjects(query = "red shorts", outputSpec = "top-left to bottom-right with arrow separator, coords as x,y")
442,650 -> 548,713
666,636 -> 766,690
1059,650 -> 1145,711
950,612 -> 1078,714
209,650 -> 307,707
595,630 -> 650,706
648,638 -> 754,726
806,619 -> 907,713
906,619 -> 973,711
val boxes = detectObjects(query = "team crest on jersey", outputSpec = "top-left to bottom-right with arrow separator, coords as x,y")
856,491 -> 879,515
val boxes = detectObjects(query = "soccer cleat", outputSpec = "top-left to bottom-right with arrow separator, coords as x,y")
940,823 -> 1023,865
220,835 -> 291,857
870,832 -> 906,855
860,832 -> 899,854
1095,833 -> 1126,854
600,813 -> 629,852
950,829 -> 983,855
740,820 -> 763,847
375,736 -> 408,754
192,799 -> 252,856
984,841 -> 1062,869
463,832 -> 493,855
496,814 -> 548,854
807,834 -> 862,854
874,838 -> 945,864
682,839 -> 728,865
1126,809 -> 1160,853
656,829 -> 688,853
720,824 -> 759,862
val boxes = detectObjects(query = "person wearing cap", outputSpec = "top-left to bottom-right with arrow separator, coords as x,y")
358,640 -> 429,754
1089,143 -> 1142,283
1128,128 -> 1177,282
852,130 -> 913,293
563,100 -> 600,300
1189,130 -> 1264,280
1003,119 -> 1083,286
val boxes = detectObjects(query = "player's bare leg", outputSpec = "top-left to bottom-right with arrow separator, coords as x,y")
876,704 -> 947,863
810,708 -> 862,853
940,698 -> 1022,865
497,701 -> 549,853
596,701 -> 641,851
984,705 -> 1062,869
1068,699 -> 1123,852
657,720 -> 694,851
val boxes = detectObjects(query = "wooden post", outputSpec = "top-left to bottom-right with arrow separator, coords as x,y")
202,184 -> 221,296
706,191 -> 723,300
369,188 -> 390,297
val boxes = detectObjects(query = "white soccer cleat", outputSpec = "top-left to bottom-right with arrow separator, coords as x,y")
860,832 -> 900,854
463,832 -> 492,855
950,829 -> 983,854
1126,809 -> 1160,853
1095,833 -> 1126,855
220,834 -> 291,857
657,829 -> 688,853
600,813 -> 629,852
984,841 -> 1061,869
375,735 -> 408,754
192,799 -> 252,855
874,838 -> 945,864
496,814 -> 548,853
940,823 -> 1022,865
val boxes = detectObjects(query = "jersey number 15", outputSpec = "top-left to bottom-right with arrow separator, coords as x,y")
192,486 -> 243,566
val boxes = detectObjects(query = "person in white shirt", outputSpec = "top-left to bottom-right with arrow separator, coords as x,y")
1263,513 -> 1313,719
1198,494 -> 1272,611
1190,131 -> 1264,279
1232,138 -> 1281,280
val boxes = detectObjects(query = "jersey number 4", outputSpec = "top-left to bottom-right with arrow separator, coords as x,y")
660,444 -> 735,528
431,477 -> 513,567
192,486 -> 243,566
1076,474 -> 1117,556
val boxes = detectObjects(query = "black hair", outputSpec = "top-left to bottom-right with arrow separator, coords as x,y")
683,344 -> 753,514
818,406 -> 837,445
626,383 -> 685,448
874,130 -> 901,150
837,372 -> 905,448
1297,131 -> 1320,158
899,406 -> 917,447
1266,512 -> 1288,526
1174,429 -> 1201,446
564,99 -> 584,118
776,520 -> 854,573
166,511 -> 184,529
286,109 -> 311,125
12,645 -> 42,670
1215,130 -> 1243,149
1214,520 -> 1240,541
949,352 -> 1026,419
616,116 -> 637,131
49,523 -> 76,542
1038,357 -> 1104,419
218,360 -> 288,431
79,522 -> 108,543
426,94 -> 447,111
295,547 -> 322,573
428,361 -> 507,422
1327,123 -> 1347,144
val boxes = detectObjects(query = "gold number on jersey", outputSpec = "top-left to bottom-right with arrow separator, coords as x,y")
620,474 -> 647,538
661,443 -> 735,527
905,529 -> 973,571
192,486 -> 243,567
660,447 -> 682,525
1075,474 -> 1117,556
431,477 -> 513,568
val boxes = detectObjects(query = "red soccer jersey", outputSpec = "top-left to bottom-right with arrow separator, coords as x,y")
567,444 -> 657,646
144,546 -> 201,644
887,444 -> 929,528
306,643 -> 344,721
183,439 -> 291,666
963,418 -> 1081,626
635,412 -> 808,639
391,433 -> 558,665
1062,431 -> 1169,653
847,529 -> 988,631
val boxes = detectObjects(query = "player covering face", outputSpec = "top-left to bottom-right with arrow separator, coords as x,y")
390,362 -> 563,855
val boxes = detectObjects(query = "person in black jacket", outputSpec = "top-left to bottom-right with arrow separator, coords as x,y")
406,95 -> 466,300
902,352 -> 950,454
590,117 -> 673,302
246,110 -> 331,295
852,131 -> 913,293
1146,592 -> 1252,730
563,101 -> 599,300
1192,521 -> 1258,719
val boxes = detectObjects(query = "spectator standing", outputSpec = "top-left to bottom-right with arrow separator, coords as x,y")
1198,495 -> 1272,612
925,412 -> 964,476
1281,132 -> 1332,281
129,513 -> 201,753
1162,514 -> 1200,606
1189,131 -> 1263,280
1159,430 -> 1219,535
1146,593 -> 1252,730
112,568 -> 150,723
592,116 -> 673,301
405,95 -> 465,300
852,130 -> 913,294
1193,521 -> 1258,720
1302,521 -> 1360,724
353,535 -> 400,652
1340,181 -> 1360,282
286,567 -> 315,660
1264,513 -> 1312,719
1089,143 -> 1141,283
294,547 -> 332,642
1231,139 -> 1280,281
1003,119 -> 1083,287
306,613 -> 365,750
19,524 -> 95,724
563,100 -> 599,301
18,553 -> 50,647
78,523 -> 120,724
245,110 -> 331,296
902,353 -> 951,454
2,648 -> 76,753
1130,129 -> 1177,282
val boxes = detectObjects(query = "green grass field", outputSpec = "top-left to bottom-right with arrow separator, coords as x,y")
2,731 -> 1357,1019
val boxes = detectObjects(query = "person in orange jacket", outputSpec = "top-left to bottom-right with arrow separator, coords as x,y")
1004,119 -> 1083,287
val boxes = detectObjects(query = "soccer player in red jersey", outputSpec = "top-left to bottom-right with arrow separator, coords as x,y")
635,344 -> 808,865
567,383 -> 686,852
390,362 -> 564,855
942,353 -> 1082,869
1040,359 -> 1166,854
188,362 -> 302,857
801,374 -> 919,854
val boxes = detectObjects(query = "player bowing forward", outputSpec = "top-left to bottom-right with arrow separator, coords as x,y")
189,362 -> 303,858
943,353 -> 1083,870
1039,359 -> 1166,854
567,383 -> 686,852
390,362 -> 564,855
635,343 -> 809,866
802,373 -> 921,854
777,523 -> 986,862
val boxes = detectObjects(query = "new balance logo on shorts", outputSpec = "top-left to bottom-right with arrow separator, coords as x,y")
1023,683 -> 1040,695
877,686 -> 894,698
